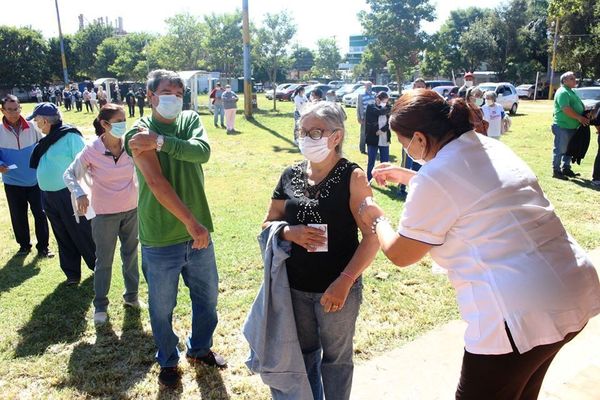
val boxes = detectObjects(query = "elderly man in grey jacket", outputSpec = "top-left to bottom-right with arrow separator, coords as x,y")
356,81 -> 375,154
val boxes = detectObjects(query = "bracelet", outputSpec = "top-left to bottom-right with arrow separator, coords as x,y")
371,215 -> 391,234
340,271 -> 356,282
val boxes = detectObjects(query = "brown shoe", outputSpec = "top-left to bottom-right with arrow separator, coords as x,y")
186,350 -> 227,369
158,366 -> 181,388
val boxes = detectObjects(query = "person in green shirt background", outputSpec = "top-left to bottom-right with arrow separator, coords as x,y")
125,70 -> 226,389
551,71 -> 589,180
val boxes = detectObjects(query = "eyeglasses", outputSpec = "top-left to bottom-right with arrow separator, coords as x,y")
1,106 -> 21,113
299,128 -> 340,140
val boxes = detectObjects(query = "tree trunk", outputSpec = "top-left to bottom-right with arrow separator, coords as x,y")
270,69 -> 277,111
395,66 -> 403,93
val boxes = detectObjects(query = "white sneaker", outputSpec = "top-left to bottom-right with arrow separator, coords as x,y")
94,311 -> 108,324
124,299 -> 145,309
591,180 -> 600,187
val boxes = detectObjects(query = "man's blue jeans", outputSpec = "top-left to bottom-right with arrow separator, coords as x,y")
551,124 -> 577,171
213,103 -> 225,126
290,280 -> 363,400
142,239 -> 219,367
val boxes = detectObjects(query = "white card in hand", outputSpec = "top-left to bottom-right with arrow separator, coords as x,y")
85,205 -> 96,220
308,223 -> 328,252
7,164 -> 17,169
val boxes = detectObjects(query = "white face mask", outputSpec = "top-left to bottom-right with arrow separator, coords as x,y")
465,80 -> 473,87
109,121 -> 127,138
380,100 -> 388,107
486,99 -> 495,106
155,95 -> 183,119
405,135 -> 427,165
298,136 -> 332,163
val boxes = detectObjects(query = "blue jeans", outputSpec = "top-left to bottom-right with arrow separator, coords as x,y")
142,239 -> 219,367
366,144 -> 390,181
91,209 -> 139,313
213,103 -> 224,126
551,124 -> 577,171
398,152 -> 421,195
290,280 -> 363,400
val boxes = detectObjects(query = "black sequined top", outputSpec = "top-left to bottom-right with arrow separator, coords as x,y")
272,158 -> 360,292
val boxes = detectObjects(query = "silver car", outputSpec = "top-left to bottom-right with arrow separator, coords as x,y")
477,82 -> 520,115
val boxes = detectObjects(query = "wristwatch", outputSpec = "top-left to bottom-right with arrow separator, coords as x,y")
156,135 -> 164,152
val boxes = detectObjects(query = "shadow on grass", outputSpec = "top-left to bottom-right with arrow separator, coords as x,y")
193,364 -> 230,400
61,307 -> 155,397
372,184 -> 406,202
248,118 -> 297,151
0,254 -> 40,298
14,276 -> 94,358
567,176 -> 600,191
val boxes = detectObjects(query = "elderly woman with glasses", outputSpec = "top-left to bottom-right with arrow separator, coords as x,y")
261,101 -> 379,400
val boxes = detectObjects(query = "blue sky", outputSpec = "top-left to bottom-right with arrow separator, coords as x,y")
5,0 -> 504,53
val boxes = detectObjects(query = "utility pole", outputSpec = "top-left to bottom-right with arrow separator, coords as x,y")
242,0 -> 253,119
548,18 -> 559,100
54,0 -> 69,87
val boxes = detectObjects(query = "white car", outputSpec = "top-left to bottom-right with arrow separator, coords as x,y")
516,84 -> 535,99
342,85 -> 390,108
477,82 -> 520,115
574,87 -> 600,111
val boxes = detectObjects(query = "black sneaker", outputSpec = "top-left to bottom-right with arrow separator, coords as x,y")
16,247 -> 31,256
66,278 -> 80,286
220,124 -> 226,129
552,170 -> 568,180
562,168 -> 579,178
37,249 -> 55,258
186,350 -> 228,369
158,366 -> 181,388
214,123 -> 219,128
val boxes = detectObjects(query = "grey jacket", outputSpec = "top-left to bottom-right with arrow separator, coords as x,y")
357,91 -> 376,121
222,90 -> 238,110
243,221 -> 313,400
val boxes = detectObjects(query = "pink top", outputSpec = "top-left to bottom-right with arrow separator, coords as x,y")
65,136 -> 137,215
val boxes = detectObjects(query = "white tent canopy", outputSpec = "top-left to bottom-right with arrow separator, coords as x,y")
93,78 -> 118,103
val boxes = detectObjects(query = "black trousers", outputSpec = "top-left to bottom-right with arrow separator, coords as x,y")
593,131 -> 600,181
127,102 -> 135,117
84,100 -> 92,112
41,188 -> 95,280
456,324 -> 582,400
138,104 -> 144,117
75,100 -> 83,112
4,183 -> 49,251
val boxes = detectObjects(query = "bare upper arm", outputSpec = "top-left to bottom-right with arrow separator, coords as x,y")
262,199 -> 286,229
349,168 -> 374,235
132,149 -> 166,187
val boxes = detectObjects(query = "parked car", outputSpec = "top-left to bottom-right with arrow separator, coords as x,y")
304,84 -> 332,100
573,87 -> 600,111
276,83 -> 308,101
335,83 -> 363,101
426,80 -> 454,89
328,80 -> 345,89
265,83 -> 293,100
432,85 -> 459,99
342,85 -> 390,108
516,84 -> 537,99
476,82 -> 520,115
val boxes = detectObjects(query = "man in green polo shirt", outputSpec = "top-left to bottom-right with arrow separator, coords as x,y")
551,71 -> 589,180
125,70 -> 226,389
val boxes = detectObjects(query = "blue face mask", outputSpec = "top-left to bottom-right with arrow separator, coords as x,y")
109,121 -> 127,138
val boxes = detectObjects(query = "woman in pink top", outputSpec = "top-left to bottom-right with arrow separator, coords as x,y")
64,104 -> 139,325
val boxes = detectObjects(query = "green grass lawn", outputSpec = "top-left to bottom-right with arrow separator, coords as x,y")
0,97 -> 598,399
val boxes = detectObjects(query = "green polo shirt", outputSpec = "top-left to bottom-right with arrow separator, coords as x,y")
124,111 -> 213,247
553,85 -> 585,129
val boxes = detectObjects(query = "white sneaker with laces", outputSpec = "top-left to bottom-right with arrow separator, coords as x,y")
93,311 -> 108,324
124,299 -> 145,309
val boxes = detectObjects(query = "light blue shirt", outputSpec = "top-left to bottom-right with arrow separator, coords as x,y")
37,132 -> 85,191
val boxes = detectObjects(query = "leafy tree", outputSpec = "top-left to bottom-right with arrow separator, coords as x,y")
353,45 -> 387,82
459,18 -> 499,72
359,0 -> 434,84
71,21 -> 114,78
253,11 -> 297,110
549,0 -> 600,79
145,13 -> 206,72
47,35 -> 76,83
311,38 -> 342,80
0,26 -> 49,88
203,11 -> 244,78
290,46 -> 314,72
101,33 -> 156,81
